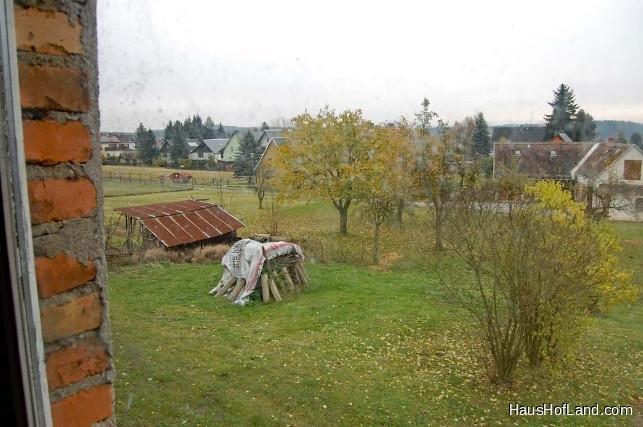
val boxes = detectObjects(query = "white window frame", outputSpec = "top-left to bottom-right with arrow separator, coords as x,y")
0,1 -> 52,425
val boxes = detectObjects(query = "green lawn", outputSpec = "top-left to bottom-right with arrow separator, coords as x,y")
105,165 -> 642,425
110,260 -> 641,426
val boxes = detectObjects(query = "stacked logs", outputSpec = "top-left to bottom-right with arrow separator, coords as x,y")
214,255 -> 309,303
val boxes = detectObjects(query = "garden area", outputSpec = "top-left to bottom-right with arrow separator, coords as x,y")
105,163 -> 642,425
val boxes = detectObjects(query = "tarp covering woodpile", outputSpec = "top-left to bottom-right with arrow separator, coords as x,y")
114,200 -> 244,248
209,239 -> 308,305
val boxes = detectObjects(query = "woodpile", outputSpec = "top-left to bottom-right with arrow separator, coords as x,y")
215,255 -> 309,304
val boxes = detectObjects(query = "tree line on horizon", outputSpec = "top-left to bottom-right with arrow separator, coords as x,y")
127,84 -> 641,167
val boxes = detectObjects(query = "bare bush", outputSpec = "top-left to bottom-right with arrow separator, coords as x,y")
191,244 -> 229,263
142,247 -> 170,263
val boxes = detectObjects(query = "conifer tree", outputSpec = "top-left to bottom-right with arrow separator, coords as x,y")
544,83 -> 579,140
170,120 -> 189,165
134,123 -> 158,165
216,122 -> 226,138
234,131 -> 261,176
472,112 -> 491,157
204,116 -> 216,139
571,109 -> 597,141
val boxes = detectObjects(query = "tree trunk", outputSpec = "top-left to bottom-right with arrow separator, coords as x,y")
373,222 -> 380,264
434,205 -> 443,252
395,199 -> 404,229
337,203 -> 350,234
257,189 -> 264,209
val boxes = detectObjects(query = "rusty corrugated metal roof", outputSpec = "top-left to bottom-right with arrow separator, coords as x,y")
114,200 -> 245,247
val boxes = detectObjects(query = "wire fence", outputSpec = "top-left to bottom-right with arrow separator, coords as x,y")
103,171 -> 256,197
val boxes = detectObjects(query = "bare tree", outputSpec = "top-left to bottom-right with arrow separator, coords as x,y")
255,163 -> 267,209
582,170 -> 638,220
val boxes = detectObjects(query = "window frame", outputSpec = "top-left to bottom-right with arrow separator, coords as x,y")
0,1 -> 52,425
623,159 -> 641,181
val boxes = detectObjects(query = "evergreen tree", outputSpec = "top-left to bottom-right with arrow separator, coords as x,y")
544,83 -> 578,140
234,131 -> 261,176
571,109 -> 596,141
134,123 -> 148,163
471,112 -> 491,157
191,114 -> 204,139
203,116 -> 216,139
163,120 -> 174,142
170,120 -> 189,165
134,123 -> 158,165
216,122 -> 226,138
261,121 -> 269,131
144,129 -> 158,163
631,132 -> 642,149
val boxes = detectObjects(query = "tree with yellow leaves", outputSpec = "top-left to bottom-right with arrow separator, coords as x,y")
273,107 -> 375,234
357,121 -> 414,263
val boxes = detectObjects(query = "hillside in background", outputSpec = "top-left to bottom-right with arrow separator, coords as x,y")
594,120 -> 643,138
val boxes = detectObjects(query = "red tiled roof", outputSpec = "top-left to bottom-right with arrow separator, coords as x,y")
114,200 -> 244,247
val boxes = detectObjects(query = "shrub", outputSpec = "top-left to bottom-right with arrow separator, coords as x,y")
142,247 -> 169,263
443,180 -> 637,383
191,244 -> 229,263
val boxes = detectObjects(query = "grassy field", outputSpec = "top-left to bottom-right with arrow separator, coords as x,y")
109,261 -> 641,426
103,165 -> 234,184
104,165 -> 642,425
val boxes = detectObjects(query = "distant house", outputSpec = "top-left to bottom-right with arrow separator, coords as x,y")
257,129 -> 288,148
189,138 -> 228,161
572,142 -> 643,220
221,130 -> 263,163
491,125 -> 547,143
159,138 -> 200,161
551,132 -> 573,143
254,129 -> 289,179
493,141 -> 593,180
100,134 -> 135,158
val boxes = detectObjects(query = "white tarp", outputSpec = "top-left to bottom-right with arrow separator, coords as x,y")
209,239 -> 304,305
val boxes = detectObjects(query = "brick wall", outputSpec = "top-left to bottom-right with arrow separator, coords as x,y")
14,1 -> 113,426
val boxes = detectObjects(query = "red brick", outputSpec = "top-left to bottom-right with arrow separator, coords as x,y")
51,384 -> 112,427
19,63 -> 89,112
14,7 -> 83,55
23,120 -> 92,165
28,178 -> 96,224
35,254 -> 96,298
46,337 -> 109,390
40,292 -> 102,342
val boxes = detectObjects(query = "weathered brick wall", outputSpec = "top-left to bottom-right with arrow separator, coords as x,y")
14,1 -> 113,425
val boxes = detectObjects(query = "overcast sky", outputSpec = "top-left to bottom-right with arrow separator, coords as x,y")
97,0 -> 643,131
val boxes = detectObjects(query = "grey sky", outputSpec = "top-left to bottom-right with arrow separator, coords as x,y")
97,0 -> 643,131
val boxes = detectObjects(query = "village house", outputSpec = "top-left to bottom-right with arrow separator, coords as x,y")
494,138 -> 643,220
493,141 -> 593,181
159,138 -> 200,161
100,133 -> 136,158
571,142 -> 643,220
189,138 -> 228,161
221,130 -> 263,164
254,129 -> 289,181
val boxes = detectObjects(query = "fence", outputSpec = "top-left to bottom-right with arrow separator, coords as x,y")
103,171 -> 257,197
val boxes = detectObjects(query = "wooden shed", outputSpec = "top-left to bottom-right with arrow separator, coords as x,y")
114,200 -> 245,250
